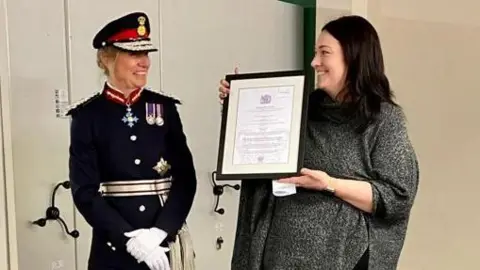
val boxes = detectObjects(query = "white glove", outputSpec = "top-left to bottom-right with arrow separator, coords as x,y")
124,227 -> 168,262
143,245 -> 171,270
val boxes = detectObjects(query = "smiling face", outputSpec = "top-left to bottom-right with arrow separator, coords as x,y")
100,48 -> 151,91
311,30 -> 347,99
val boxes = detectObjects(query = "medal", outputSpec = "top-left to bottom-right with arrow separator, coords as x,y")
155,104 -> 164,126
145,103 -> 155,125
155,117 -> 164,126
122,106 -> 138,128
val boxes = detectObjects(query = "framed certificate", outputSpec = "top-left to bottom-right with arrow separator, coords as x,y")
215,70 -> 309,180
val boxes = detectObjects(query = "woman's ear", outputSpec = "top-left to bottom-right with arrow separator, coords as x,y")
96,47 -> 118,76
96,50 -> 109,75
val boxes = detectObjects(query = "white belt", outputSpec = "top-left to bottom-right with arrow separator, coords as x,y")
99,177 -> 172,197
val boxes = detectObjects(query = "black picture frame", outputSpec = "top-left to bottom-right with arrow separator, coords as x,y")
215,70 -> 309,180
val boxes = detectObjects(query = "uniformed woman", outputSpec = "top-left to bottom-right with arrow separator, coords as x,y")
66,12 -> 197,270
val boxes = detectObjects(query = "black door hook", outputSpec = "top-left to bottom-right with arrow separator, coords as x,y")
216,236 -> 224,250
211,171 -> 240,215
31,180 -> 79,239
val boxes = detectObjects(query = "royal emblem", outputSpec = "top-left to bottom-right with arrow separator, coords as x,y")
122,107 -> 139,127
153,158 -> 171,176
137,16 -> 146,36
260,94 -> 272,104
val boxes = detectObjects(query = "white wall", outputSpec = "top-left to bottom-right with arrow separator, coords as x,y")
369,0 -> 480,269
0,0 -> 302,269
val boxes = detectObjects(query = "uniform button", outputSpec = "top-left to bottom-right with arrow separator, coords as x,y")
111,246 -> 116,251
130,135 -> 137,141
134,159 -> 141,165
139,205 -> 146,212
107,242 -> 112,246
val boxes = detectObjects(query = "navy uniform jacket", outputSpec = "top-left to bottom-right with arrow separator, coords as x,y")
67,84 -> 197,270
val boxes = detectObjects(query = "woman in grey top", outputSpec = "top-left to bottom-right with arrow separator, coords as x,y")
218,15 -> 419,270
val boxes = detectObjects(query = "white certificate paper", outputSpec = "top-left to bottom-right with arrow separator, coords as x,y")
216,71 -> 306,180
233,86 -> 294,165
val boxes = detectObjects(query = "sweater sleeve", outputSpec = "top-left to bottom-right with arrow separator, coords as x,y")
369,105 -> 420,221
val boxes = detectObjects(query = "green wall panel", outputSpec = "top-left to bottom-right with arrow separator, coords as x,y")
279,0 -> 316,91
278,0 -> 316,8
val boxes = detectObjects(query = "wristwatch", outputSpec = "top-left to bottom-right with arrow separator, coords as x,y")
324,185 -> 336,195
324,177 -> 336,195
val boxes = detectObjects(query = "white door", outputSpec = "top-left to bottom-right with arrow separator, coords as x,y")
4,0 -> 75,268
0,78 -> 12,270
0,2 -> 12,269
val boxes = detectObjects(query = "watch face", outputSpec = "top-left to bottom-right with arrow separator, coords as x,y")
325,186 -> 335,194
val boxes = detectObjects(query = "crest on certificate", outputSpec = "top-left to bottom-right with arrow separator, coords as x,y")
260,94 -> 272,104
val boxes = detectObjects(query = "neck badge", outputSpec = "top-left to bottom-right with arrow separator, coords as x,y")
122,105 -> 139,128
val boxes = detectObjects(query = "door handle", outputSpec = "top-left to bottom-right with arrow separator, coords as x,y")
211,171 -> 240,215
31,180 -> 79,239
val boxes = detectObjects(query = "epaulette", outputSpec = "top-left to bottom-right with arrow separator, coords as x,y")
64,92 -> 101,116
144,88 -> 182,104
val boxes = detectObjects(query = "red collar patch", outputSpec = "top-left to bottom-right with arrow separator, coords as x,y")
104,83 -> 142,106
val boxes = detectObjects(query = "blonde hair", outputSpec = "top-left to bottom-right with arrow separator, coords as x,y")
96,46 -> 120,76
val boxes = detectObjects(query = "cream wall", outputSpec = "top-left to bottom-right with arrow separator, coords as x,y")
317,0 -> 480,269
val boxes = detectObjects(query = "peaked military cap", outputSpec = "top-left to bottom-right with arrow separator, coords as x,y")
92,11 -> 157,52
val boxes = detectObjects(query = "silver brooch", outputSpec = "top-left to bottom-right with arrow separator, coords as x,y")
153,158 -> 171,176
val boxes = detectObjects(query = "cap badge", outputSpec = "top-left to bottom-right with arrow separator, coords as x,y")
137,16 -> 146,36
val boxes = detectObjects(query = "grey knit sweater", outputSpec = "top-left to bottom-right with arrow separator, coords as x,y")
230,90 -> 419,270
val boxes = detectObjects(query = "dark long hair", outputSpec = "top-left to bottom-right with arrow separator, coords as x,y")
320,15 -> 397,133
